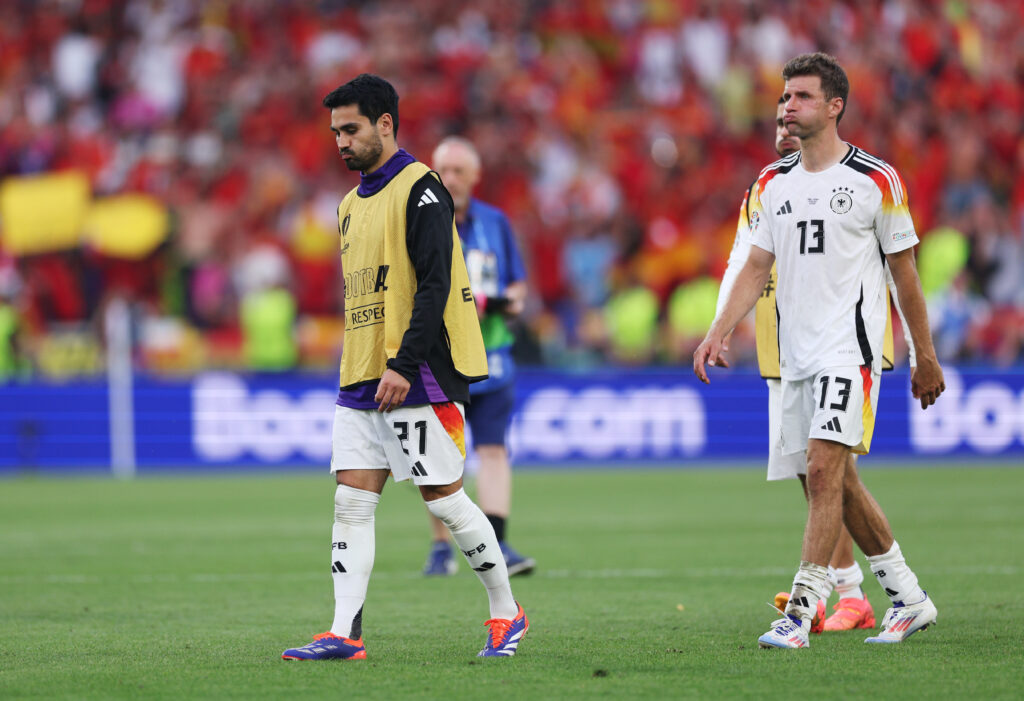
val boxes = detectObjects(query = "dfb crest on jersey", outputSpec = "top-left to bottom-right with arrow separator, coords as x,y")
830,187 -> 853,214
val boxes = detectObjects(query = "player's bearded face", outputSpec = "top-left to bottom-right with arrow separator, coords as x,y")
331,105 -> 387,173
340,129 -> 384,172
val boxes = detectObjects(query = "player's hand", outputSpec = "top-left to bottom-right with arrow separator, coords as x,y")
376,369 -> 411,412
910,356 -> 944,410
693,334 -> 730,384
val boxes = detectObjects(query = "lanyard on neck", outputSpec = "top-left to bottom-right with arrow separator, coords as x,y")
462,203 -> 491,255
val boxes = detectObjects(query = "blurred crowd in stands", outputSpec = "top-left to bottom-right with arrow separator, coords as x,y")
0,0 -> 1021,378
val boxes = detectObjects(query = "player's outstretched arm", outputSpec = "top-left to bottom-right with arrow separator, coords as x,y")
693,245 -> 774,384
885,248 -> 944,409
716,193 -> 754,354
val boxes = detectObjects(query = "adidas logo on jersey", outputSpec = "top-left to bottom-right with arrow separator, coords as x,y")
418,188 -> 440,207
776,200 -> 792,215
820,417 -> 843,432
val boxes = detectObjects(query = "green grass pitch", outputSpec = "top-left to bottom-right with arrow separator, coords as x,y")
1,465 -> 1022,699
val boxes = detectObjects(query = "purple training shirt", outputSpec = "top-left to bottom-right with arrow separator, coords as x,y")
336,363 -> 450,409
357,148 -> 415,197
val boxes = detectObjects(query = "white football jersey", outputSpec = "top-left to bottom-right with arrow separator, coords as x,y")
748,145 -> 918,380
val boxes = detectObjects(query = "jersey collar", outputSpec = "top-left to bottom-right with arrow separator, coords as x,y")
358,148 -> 416,197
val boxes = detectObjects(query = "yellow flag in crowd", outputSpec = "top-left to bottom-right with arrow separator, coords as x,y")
0,171 -> 90,255
83,194 -> 169,260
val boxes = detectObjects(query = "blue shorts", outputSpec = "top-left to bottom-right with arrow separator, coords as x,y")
466,382 -> 515,447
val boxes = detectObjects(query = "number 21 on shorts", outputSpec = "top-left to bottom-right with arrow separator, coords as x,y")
393,420 -> 427,456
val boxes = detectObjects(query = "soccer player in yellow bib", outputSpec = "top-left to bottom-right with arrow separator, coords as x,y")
282,75 -> 527,661
717,97 -> 920,635
695,53 -> 945,648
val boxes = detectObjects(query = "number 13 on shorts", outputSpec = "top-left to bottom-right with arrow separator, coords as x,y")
818,375 -> 852,412
782,365 -> 881,456
810,366 -> 880,454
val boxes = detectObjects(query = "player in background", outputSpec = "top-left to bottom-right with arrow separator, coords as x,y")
695,53 -> 944,648
422,137 -> 535,577
282,74 -> 527,660
715,98 -> 918,633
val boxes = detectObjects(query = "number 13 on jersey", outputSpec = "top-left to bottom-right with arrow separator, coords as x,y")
798,219 -> 824,254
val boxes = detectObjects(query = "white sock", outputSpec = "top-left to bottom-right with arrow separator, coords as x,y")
426,489 -> 517,619
330,485 -> 379,639
832,562 -> 866,599
785,561 -> 830,626
867,541 -> 926,606
825,566 -> 838,601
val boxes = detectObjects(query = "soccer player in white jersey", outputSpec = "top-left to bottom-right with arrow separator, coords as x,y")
695,53 -> 945,648
715,98 -> 919,634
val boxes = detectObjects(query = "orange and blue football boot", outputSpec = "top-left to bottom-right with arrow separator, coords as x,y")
281,632 -> 366,660
478,602 -> 528,657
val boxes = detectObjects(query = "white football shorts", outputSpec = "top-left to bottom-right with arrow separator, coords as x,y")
330,402 -> 467,486
766,378 -> 808,480
780,365 -> 880,456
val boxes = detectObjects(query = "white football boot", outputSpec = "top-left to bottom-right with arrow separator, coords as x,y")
864,592 -> 937,644
758,613 -> 810,649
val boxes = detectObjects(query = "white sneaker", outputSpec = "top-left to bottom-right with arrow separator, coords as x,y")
864,593 -> 937,643
758,614 -> 810,649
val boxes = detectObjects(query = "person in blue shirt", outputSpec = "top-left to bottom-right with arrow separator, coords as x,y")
423,136 -> 535,576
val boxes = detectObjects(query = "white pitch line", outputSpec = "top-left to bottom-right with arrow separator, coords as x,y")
0,565 -> 1018,586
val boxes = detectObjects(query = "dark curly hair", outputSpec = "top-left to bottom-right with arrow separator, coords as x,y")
322,74 -> 400,135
